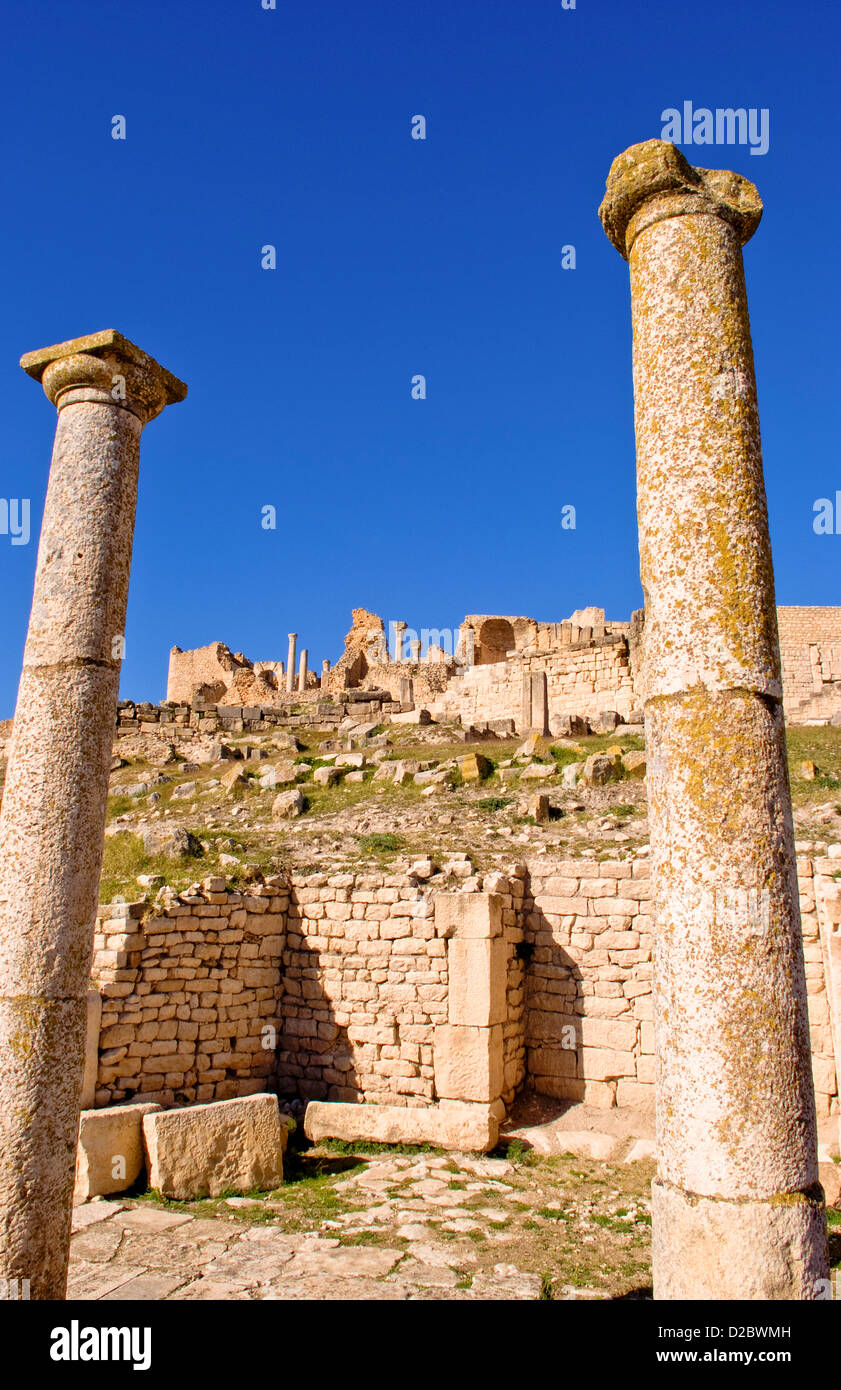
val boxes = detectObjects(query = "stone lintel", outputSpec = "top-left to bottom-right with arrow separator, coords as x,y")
20,329 -> 187,405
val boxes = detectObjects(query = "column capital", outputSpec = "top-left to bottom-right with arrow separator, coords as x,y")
599,139 -> 762,260
20,329 -> 187,423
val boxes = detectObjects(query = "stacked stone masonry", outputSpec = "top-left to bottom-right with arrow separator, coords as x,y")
90,858 -> 838,1124
161,607 -> 841,737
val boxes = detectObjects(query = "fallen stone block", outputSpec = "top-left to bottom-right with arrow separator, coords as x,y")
390,709 -> 432,725
582,753 -> 620,786
459,753 -> 492,782
142,1094 -> 290,1199
520,762 -> 555,781
313,765 -> 342,786
272,788 -> 304,819
622,750 -> 647,778
138,824 -> 202,858
74,1102 -> 162,1203
515,733 -> 544,758
303,1100 -> 499,1153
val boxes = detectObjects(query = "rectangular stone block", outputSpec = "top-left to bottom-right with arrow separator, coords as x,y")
433,1024 -> 503,1103
448,937 -> 507,1027
142,1093 -> 290,1199
74,1102 -> 161,1202
303,1099 -> 498,1153
82,988 -> 102,1109
434,892 -> 503,940
579,1047 -> 636,1081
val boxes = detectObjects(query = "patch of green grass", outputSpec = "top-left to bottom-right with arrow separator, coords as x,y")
590,1213 -> 635,1233
477,796 -> 513,813
99,831 -> 201,902
318,1137 -> 445,1157
499,1138 -> 538,1166
549,745 -> 585,769
338,1229 -> 386,1247
355,832 -> 405,855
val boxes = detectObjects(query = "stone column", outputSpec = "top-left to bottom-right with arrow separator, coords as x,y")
321,658 -> 330,688
408,639 -> 421,663
285,633 -> 297,693
599,142 -> 827,1299
297,649 -> 308,692
521,672 -> 549,735
0,331 -> 186,1299
392,621 -> 407,663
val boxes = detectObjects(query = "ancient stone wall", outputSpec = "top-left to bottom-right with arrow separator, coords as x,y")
277,871 -> 447,1107
90,874 -> 525,1115
776,606 -> 841,722
116,690 -> 400,740
521,855 -> 838,1120
88,856 -> 838,1123
166,642 -> 284,706
91,876 -> 288,1109
159,606 -> 841,737
429,640 -> 637,733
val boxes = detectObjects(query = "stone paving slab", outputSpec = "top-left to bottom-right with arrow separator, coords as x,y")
67,1131 -> 659,1300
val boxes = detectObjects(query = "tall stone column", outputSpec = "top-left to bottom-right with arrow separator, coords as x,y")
0,331 -> 186,1299
321,658 -> 330,688
599,142 -> 828,1299
286,633 -> 297,693
297,649 -> 308,692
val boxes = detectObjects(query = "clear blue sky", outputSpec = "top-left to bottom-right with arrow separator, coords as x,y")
1,0 -> 838,715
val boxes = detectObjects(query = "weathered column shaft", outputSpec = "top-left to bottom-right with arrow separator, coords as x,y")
600,143 -> 827,1299
0,331 -> 186,1299
392,621 -> 407,662
286,633 -> 297,693
297,649 -> 308,692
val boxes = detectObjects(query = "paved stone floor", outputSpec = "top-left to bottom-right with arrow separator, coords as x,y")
67,1100 -> 840,1301
68,1136 -> 656,1301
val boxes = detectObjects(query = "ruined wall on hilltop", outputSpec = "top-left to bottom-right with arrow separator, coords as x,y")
166,642 -> 282,706
429,637 -> 637,732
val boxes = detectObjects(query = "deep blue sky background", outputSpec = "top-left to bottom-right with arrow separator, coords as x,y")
0,0 -> 838,715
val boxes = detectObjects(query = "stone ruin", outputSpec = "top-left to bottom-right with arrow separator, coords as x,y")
0,144 -> 836,1301
165,601 -> 841,739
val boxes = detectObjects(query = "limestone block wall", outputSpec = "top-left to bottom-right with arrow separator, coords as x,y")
116,689 -> 401,740
91,878 -> 288,1109
90,875 -> 525,1114
89,857 -> 838,1129
520,855 -> 839,1120
776,606 -> 841,720
429,639 -> 636,732
277,872 -> 447,1107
